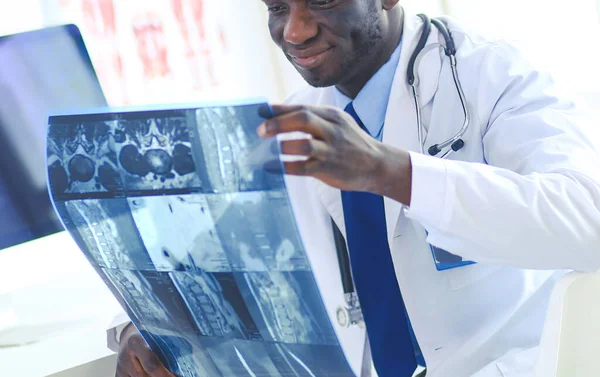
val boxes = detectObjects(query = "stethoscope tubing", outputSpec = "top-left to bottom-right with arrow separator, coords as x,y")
437,55 -> 470,158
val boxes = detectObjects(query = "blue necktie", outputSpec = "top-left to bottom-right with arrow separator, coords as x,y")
341,102 -> 419,377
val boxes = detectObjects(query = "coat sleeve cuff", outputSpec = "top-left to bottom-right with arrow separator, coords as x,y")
405,151 -> 451,231
106,311 -> 131,352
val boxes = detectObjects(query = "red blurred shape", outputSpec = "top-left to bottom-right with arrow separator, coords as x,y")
82,0 -> 117,36
132,12 -> 172,79
170,0 -> 217,88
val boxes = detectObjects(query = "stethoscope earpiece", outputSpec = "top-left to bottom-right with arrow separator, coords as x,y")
428,144 -> 441,156
429,139 -> 465,158
451,139 -> 465,152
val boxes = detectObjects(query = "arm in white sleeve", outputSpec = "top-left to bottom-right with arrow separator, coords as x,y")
106,311 -> 132,353
407,42 -> 600,271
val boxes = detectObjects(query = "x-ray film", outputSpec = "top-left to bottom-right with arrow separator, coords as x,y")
47,100 -> 356,377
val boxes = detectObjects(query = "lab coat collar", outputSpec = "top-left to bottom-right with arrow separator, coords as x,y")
332,38 -> 403,140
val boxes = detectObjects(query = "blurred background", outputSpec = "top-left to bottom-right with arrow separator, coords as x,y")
2,0 -> 600,105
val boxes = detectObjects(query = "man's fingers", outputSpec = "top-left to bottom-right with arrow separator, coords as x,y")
138,346 -> 175,377
283,160 -> 321,176
302,105 -> 346,123
116,349 -> 148,377
270,104 -> 347,126
120,334 -> 171,377
258,110 -> 330,139
284,161 -> 308,176
132,359 -> 150,377
280,139 -> 328,158
268,104 -> 306,116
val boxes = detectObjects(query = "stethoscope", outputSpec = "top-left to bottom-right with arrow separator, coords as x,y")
332,218 -> 364,328
335,14 -> 469,328
409,14 -> 470,159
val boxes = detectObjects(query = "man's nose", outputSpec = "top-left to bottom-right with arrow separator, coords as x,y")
283,6 -> 318,45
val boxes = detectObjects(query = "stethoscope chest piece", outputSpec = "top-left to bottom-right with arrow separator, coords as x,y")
336,292 -> 365,328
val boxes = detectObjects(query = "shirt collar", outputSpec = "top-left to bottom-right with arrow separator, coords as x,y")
334,39 -> 402,139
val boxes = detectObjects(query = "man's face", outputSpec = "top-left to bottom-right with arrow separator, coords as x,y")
263,0 -> 384,88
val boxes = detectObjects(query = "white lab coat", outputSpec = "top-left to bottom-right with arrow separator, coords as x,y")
283,9 -> 600,377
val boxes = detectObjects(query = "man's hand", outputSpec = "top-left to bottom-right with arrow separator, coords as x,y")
258,104 -> 412,204
258,104 -> 385,192
116,323 -> 176,377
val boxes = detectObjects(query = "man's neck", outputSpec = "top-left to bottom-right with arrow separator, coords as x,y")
336,8 -> 404,99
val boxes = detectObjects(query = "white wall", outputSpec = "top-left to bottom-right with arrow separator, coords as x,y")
447,0 -> 600,101
0,0 -> 44,36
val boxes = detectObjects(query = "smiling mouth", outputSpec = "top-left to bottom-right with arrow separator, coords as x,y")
290,47 -> 333,70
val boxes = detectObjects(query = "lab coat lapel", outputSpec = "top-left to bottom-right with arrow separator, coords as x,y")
310,88 -> 348,234
382,10 -> 443,243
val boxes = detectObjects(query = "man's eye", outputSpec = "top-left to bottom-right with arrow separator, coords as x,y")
267,4 -> 287,14
310,0 -> 336,9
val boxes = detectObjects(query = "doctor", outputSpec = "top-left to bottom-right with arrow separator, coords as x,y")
113,1 -> 600,376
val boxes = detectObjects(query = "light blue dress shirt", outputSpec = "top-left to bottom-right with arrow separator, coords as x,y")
333,39 -> 402,141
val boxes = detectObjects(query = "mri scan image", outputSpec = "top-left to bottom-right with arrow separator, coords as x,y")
104,268 -> 197,333
171,271 -> 262,340
140,326 -> 221,377
200,338 -> 282,377
59,198 -> 154,270
115,113 -> 204,192
206,191 -> 309,272
192,104 -> 284,194
239,271 -> 338,346
48,119 -> 124,196
48,111 -> 209,198
128,194 -> 230,272
48,102 -> 355,377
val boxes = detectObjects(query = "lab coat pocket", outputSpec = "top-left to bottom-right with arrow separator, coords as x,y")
443,262 -> 502,291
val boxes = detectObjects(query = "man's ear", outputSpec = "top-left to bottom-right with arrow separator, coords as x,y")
382,0 -> 400,11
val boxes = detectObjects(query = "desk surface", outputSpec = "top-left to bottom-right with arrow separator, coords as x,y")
0,232 -> 123,377
0,319 -> 116,377
47,354 -> 117,377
